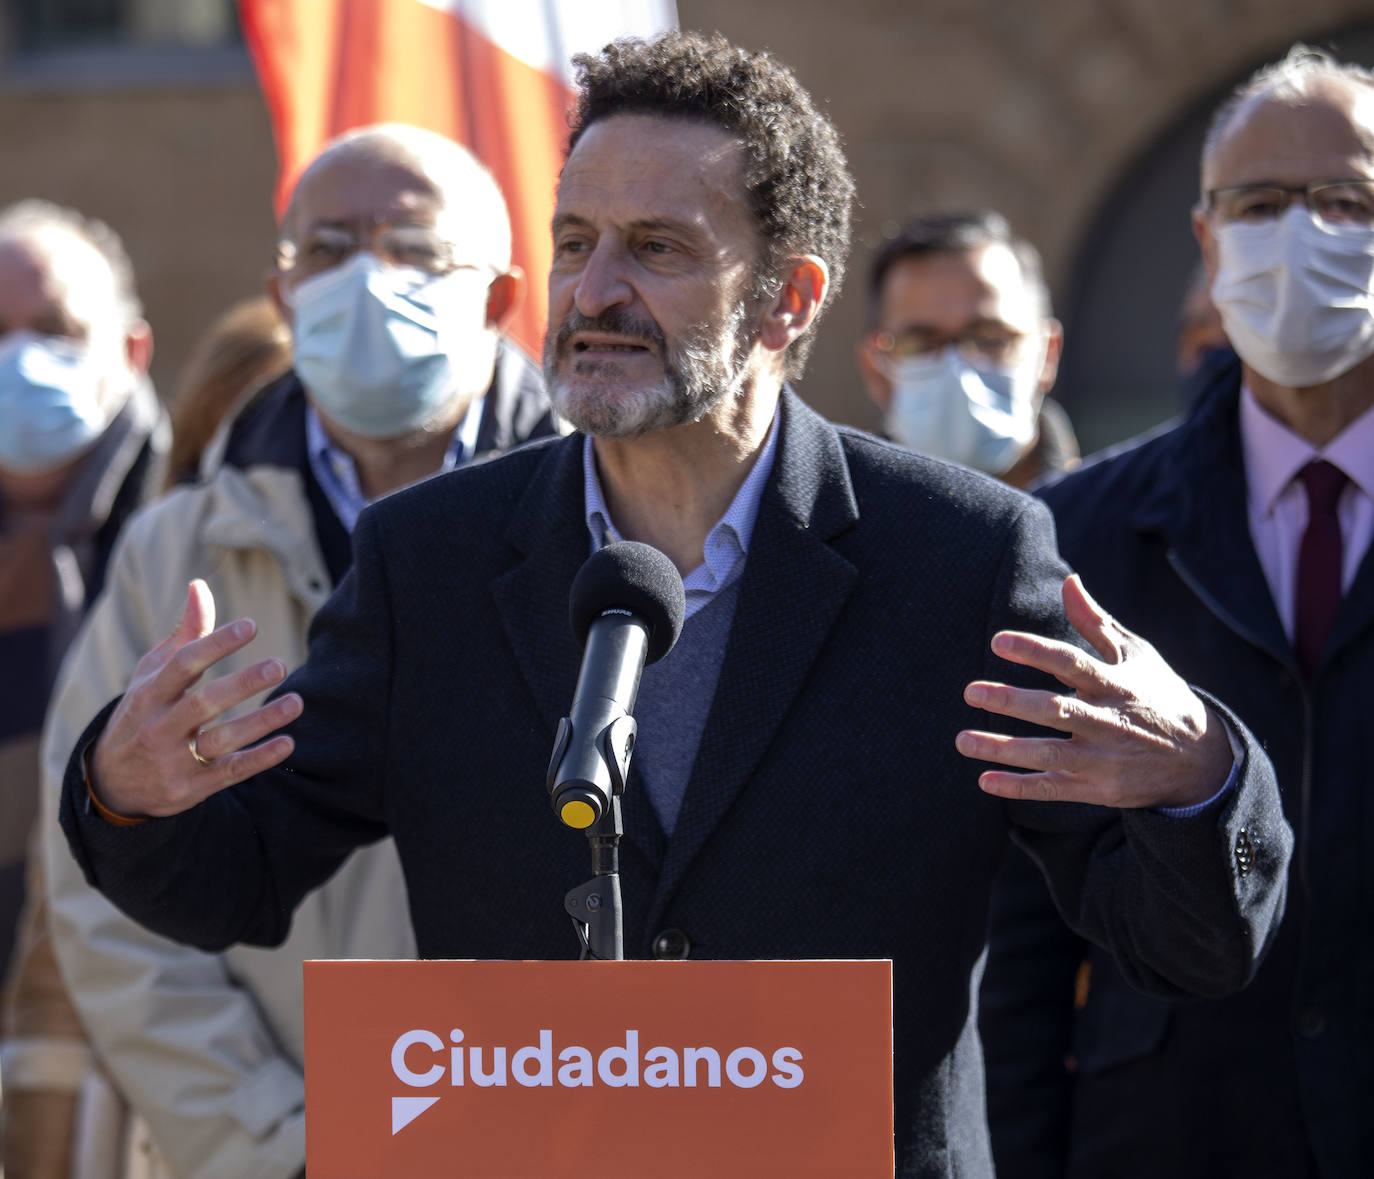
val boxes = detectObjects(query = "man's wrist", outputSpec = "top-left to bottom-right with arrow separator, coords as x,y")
1155,705 -> 1244,817
82,744 -> 147,827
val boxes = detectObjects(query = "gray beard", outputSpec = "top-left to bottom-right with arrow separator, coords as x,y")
543,303 -> 753,439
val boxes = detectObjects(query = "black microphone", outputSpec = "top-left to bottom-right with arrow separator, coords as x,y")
546,542 -> 686,830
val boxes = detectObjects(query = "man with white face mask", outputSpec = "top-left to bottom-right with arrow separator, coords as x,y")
982,44 -> 1374,1179
0,199 -> 167,1177
856,211 -> 1077,489
18,125 -> 555,1179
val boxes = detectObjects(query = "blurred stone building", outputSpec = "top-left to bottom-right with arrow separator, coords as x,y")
4,0 -> 1374,452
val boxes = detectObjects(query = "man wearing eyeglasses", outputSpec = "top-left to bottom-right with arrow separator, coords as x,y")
856,211 -> 1078,488
270,124 -> 557,514
982,44 -> 1374,1179
27,124 -> 556,1179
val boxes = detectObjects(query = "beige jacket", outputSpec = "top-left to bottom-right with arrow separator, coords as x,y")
38,437 -> 415,1178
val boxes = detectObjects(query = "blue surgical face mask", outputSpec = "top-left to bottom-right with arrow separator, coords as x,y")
287,252 -> 488,439
0,330 -> 109,475
882,345 -> 1039,475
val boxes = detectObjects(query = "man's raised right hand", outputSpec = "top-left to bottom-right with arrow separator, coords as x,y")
88,579 -> 303,819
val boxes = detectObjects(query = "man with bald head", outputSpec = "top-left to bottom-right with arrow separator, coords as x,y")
22,125 -> 554,1177
0,199 -> 166,1177
268,122 -> 550,506
982,44 -> 1374,1179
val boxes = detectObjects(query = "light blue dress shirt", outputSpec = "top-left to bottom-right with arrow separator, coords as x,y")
581,408 -> 779,619
305,393 -> 486,532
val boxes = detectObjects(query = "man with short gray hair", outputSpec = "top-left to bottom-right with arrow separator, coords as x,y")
982,43 -> 1374,1179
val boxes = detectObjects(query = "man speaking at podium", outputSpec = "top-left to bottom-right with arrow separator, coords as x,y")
59,32 -> 1290,1178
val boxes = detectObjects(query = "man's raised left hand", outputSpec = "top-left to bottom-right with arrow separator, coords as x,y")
956,574 -> 1233,809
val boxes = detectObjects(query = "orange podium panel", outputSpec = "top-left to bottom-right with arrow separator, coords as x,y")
305,958 -> 893,1178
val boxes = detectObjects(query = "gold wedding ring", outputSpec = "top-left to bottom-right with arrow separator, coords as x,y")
188,731 -> 214,768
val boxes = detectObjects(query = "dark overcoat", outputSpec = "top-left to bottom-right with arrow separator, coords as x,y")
983,358 -> 1370,1179
65,390 -> 1289,1178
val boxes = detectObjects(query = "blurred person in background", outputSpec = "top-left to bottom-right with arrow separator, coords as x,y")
3,293 -> 287,1178
857,210 -> 1077,489
162,295 -> 291,489
1176,259 -> 1237,411
0,198 -> 166,1178
18,124 -> 556,1179
982,44 -> 1374,1179
1176,260 -> 1230,379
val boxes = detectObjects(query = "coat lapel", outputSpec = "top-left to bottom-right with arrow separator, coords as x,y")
1132,367 -> 1374,675
1129,379 -> 1293,667
643,391 -> 859,932
1326,503 -> 1374,669
491,435 -> 588,738
491,434 -> 665,877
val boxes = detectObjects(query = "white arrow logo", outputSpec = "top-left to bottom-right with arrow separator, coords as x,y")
391,1095 -> 440,1135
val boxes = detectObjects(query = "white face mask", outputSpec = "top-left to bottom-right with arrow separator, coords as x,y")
0,330 -> 109,475
1211,205 -> 1374,387
287,252 -> 488,439
882,345 -> 1039,475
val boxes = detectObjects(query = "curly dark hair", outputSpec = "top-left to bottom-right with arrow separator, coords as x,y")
567,30 -> 855,378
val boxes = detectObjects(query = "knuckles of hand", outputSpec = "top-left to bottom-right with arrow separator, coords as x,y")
1065,648 -> 1093,676
1039,740 -> 1067,771
1093,776 -> 1131,808
168,645 -> 204,682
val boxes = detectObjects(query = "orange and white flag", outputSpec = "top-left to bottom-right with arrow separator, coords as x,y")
239,0 -> 677,356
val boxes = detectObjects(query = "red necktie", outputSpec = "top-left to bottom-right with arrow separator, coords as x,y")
1294,459 -> 1347,678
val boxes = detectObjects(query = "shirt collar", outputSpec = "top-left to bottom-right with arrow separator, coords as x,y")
582,406 -> 780,604
1240,384 -> 1374,514
1320,398 -> 1374,502
305,394 -> 484,532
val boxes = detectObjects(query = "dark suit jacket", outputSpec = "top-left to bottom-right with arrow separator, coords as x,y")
63,390 -> 1289,1178
982,360 -> 1373,1179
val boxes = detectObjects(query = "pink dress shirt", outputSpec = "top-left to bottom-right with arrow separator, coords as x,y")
1240,387 -> 1374,640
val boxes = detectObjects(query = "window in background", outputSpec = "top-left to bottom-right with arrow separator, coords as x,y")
12,0 -> 239,49
2,0 -> 248,88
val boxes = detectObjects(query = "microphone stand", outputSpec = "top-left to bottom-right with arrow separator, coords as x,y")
551,542 -> 685,962
564,797 -> 625,961
555,705 -> 636,961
